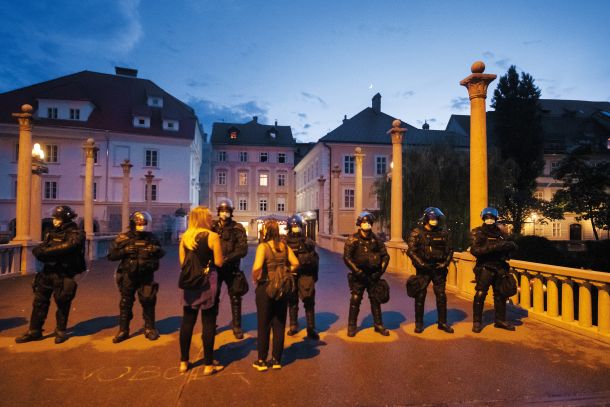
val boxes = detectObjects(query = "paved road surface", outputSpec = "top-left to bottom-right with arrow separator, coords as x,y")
1,244 -> 609,406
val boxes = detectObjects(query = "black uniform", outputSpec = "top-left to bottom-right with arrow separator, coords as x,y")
470,223 -> 517,331
406,226 -> 453,333
211,219 -> 248,337
108,230 -> 165,340
24,221 -> 85,342
343,230 -> 390,336
285,233 -> 319,338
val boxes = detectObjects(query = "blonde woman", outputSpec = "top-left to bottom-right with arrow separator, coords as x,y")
179,206 -> 224,375
251,220 -> 299,371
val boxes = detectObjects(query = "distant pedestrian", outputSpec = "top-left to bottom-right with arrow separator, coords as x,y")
178,206 -> 224,375
15,205 -> 86,344
251,220 -> 299,371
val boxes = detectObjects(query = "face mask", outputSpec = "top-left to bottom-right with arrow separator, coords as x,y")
291,227 -> 301,234
428,219 -> 438,227
52,219 -> 62,228
484,218 -> 496,225
360,222 -> 372,231
135,225 -> 146,232
219,212 -> 230,220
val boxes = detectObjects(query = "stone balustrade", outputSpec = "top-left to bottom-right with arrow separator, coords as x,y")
0,243 -> 22,277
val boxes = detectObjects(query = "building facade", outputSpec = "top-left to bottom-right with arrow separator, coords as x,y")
209,117 -> 296,238
0,68 -> 203,238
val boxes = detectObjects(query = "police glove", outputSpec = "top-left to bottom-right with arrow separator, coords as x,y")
124,245 -> 137,255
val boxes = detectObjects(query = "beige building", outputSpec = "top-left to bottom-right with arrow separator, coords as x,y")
209,117 -> 296,238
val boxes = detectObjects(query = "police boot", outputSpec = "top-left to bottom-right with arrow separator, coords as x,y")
347,304 -> 359,337
371,301 -> 389,336
493,296 -> 515,331
472,291 -> 485,333
15,330 -> 43,344
143,306 -> 159,341
113,309 -> 131,343
231,297 -> 244,339
54,301 -> 71,344
305,308 -> 319,340
287,303 -> 299,336
436,296 -> 454,334
414,293 -> 425,334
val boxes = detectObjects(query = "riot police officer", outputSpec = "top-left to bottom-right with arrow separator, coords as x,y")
15,205 -> 86,344
470,207 -> 518,333
406,207 -> 454,334
285,215 -> 320,340
211,199 -> 248,339
343,211 -> 390,337
108,211 -> 165,343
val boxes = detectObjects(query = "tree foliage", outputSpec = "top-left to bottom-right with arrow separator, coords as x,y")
491,65 -> 546,234
551,146 -> 610,240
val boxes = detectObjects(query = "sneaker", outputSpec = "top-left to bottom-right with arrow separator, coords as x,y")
144,328 -> 160,341
15,330 -> 43,344
179,361 -> 189,373
203,361 -> 224,376
54,330 -> 68,344
252,359 -> 268,372
268,358 -> 282,370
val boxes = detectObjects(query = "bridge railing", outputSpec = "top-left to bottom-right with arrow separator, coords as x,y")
0,243 -> 21,277
450,251 -> 610,342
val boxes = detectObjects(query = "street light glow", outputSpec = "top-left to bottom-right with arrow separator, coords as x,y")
32,143 -> 44,160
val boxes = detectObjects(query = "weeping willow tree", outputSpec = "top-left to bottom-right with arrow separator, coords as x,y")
371,143 -> 514,250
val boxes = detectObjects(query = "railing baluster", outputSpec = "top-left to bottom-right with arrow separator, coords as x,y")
509,269 -> 520,305
576,280 -> 592,328
560,278 -> 574,323
546,276 -> 559,318
533,274 -> 544,313
520,273 -> 531,309
596,283 -> 610,335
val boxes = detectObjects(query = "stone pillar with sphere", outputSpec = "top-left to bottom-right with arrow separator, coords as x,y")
120,159 -> 133,232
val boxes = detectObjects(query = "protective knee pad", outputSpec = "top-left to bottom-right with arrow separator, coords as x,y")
434,291 -> 447,305
350,292 -> 363,307
474,290 -> 487,304
137,282 -> 159,305
303,297 -> 315,311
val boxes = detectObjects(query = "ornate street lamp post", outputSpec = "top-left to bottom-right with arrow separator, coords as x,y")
120,159 -> 133,232
145,170 -> 155,214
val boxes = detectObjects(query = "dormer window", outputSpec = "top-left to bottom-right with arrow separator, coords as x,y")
227,126 -> 240,140
267,128 -> 278,139
147,96 -> 163,108
47,107 -> 58,119
133,116 -> 150,128
163,119 -> 179,131
69,108 -> 80,120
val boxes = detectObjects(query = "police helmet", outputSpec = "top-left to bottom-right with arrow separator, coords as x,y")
480,207 -> 499,221
356,211 -> 375,226
51,205 -> 77,222
286,215 -> 304,233
420,207 -> 445,224
129,211 -> 152,232
217,198 -> 234,216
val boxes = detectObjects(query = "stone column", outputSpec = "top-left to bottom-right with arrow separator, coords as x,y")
317,175 -> 326,234
145,170 -> 155,214
520,273 -> 531,309
532,274 -> 545,313
460,61 -> 496,230
120,159 -> 133,232
83,138 -> 98,239
12,104 -> 33,242
387,120 -> 406,242
354,147 -> 365,223
30,144 -> 48,242
331,164 -> 341,236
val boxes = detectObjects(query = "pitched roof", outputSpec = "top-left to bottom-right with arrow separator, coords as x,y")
211,118 -> 295,147
0,70 -> 198,140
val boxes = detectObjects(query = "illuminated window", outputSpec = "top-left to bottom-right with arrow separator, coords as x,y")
552,222 -> 562,237
45,144 -> 58,163
259,173 -> 268,186
239,171 -> 248,186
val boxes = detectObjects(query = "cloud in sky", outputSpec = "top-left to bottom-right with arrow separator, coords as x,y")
187,97 -> 269,131
495,59 -> 512,70
301,92 -> 328,108
483,51 -> 495,60
450,97 -> 469,111
395,90 -> 415,99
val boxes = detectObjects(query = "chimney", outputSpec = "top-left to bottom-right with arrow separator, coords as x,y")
115,67 -> 138,77
372,93 -> 381,112
274,120 -> 278,126
422,120 -> 430,130
342,115 -> 348,123
253,116 -> 258,123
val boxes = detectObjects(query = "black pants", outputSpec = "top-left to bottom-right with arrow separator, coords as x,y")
116,271 -> 158,330
255,282 -> 288,361
179,304 -> 218,364
30,272 -> 77,332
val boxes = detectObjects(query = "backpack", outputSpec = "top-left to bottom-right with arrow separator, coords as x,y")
178,234 -> 212,290
263,242 -> 295,300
